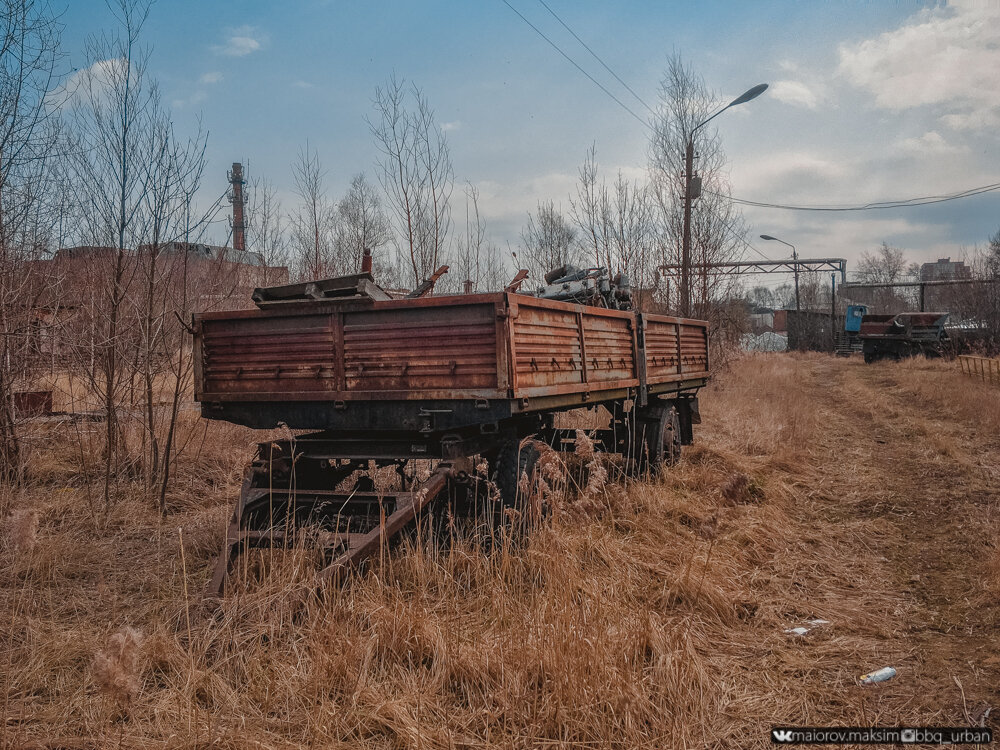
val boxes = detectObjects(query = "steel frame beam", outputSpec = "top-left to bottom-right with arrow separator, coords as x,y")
659,258 -> 848,282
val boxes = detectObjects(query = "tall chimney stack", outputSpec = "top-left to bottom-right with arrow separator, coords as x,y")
229,162 -> 246,253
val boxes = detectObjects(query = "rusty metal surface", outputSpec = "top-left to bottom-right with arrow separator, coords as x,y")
204,433 -> 465,598
201,314 -> 338,395
405,265 -> 450,298
860,312 -> 949,337
679,322 -> 710,374
195,291 -> 709,414
510,299 -> 586,390
344,302 -> 498,392
13,391 -> 53,418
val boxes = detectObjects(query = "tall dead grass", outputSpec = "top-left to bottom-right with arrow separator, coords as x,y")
2,351 -> 997,747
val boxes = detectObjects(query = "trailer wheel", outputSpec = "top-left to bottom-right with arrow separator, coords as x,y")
630,413 -> 664,476
488,437 -> 543,523
626,403 -> 681,475
663,406 -> 682,467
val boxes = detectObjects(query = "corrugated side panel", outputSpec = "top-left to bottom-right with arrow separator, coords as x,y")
582,312 -> 635,384
645,317 -> 680,381
202,315 -> 336,394
344,303 -> 498,392
512,302 -> 584,390
679,322 -> 709,374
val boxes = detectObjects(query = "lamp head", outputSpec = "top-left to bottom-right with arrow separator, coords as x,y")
729,83 -> 768,108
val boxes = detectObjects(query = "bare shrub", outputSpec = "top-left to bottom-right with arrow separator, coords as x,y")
4,508 -> 39,554
91,626 -> 144,704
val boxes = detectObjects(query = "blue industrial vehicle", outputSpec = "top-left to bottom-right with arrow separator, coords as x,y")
835,304 -> 868,356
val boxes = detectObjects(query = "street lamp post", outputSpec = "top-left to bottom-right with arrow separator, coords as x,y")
681,82 -> 768,317
760,234 -> 799,312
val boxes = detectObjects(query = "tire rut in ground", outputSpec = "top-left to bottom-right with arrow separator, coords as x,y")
821,359 -> 999,720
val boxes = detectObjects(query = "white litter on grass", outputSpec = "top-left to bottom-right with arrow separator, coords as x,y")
784,619 -> 830,635
859,666 -> 897,685
784,627 -> 810,635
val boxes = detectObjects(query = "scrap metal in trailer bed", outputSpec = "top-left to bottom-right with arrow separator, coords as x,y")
194,265 -> 710,597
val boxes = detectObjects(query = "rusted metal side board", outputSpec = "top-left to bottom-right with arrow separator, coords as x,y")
194,292 -> 710,430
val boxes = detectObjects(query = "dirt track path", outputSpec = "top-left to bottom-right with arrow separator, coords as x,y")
803,357 -> 999,724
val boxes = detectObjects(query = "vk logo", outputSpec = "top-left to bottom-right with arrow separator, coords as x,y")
772,729 -> 794,743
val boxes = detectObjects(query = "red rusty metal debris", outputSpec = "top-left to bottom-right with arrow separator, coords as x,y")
13,391 -> 53,418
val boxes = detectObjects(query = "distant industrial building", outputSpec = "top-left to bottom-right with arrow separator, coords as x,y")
920,257 -> 971,282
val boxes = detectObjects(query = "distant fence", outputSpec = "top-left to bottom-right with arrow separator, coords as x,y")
959,355 -> 1000,385
786,310 -> 843,353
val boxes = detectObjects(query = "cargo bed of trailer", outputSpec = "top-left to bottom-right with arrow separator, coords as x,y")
194,291 -> 709,431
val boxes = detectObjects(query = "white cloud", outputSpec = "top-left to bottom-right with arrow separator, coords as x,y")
474,172 -> 577,224
732,150 -> 854,202
441,120 -> 462,132
741,210 -> 953,268
292,80 -> 314,89
770,80 -> 820,110
46,58 -> 127,109
897,130 -> 965,156
199,71 -> 223,85
940,109 -> 1000,132
837,1 -> 1000,131
213,25 -> 264,57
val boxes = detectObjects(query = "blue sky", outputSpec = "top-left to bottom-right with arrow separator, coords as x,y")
61,1 -> 1000,286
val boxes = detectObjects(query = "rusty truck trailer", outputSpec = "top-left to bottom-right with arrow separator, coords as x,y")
194,292 -> 708,433
194,285 -> 709,597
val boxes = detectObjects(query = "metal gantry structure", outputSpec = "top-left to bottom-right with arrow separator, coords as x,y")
660,257 -> 848,283
838,278 -> 998,312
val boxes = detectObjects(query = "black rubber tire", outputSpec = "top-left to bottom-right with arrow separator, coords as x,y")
625,403 -> 682,476
662,406 -> 682,467
489,437 -> 542,522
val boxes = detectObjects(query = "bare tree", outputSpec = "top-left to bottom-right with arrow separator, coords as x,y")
746,284 -> 779,311
63,0 -> 216,512
853,242 -> 911,313
648,53 -> 747,314
135,116 -> 207,512
452,182 -> 506,292
245,172 -> 289,287
61,0 -> 165,509
0,0 -> 63,483
370,76 -> 453,287
856,242 -> 908,284
988,229 -> 1000,279
571,147 -> 657,307
519,200 -> 576,284
289,141 -> 336,279
334,172 -> 392,278
572,145 -> 603,268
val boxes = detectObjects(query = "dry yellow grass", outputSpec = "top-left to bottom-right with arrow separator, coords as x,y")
2,353 -> 998,748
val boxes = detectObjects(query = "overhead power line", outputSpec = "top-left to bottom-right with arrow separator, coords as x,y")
499,0 -> 650,130
712,181 -> 1000,212
535,0 -> 654,115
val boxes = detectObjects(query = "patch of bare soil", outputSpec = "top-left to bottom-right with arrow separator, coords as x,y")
815,357 -> 1000,723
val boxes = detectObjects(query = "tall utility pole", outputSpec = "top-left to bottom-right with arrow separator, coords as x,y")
760,234 -> 799,312
229,162 -> 246,252
681,83 -> 767,317
681,139 -> 697,318
830,273 -> 837,347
